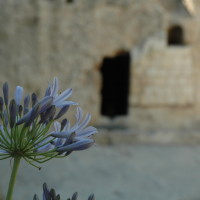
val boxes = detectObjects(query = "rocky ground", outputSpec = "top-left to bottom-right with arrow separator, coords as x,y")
1,143 -> 200,200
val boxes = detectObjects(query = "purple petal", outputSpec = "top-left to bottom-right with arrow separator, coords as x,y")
18,96 -> 53,125
35,137 -> 55,152
51,130 -> 73,138
76,126 -> 98,137
43,183 -> 50,200
76,113 -> 91,131
0,97 -> 4,112
54,138 -> 66,147
45,85 -> 51,97
54,88 -> 73,104
25,104 -> 41,126
88,194 -> 95,200
50,77 -> 59,97
57,139 -> 94,152
16,110 -> 31,125
24,95 -> 30,114
0,125 -> 4,133
3,82 -> 9,106
54,121 -> 61,132
39,96 -> 53,113
62,120 -> 71,131
54,101 -> 78,108
75,107 -> 83,123
36,143 -> 54,153
17,103 -> 41,125
72,193 -> 78,200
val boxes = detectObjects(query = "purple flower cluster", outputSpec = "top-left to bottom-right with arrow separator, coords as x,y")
33,183 -> 95,200
0,78 -> 97,166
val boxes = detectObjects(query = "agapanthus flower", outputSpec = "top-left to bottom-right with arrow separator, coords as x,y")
0,78 -> 97,167
49,107 -> 97,153
35,106 -> 97,155
47,77 -> 78,108
33,183 -> 95,200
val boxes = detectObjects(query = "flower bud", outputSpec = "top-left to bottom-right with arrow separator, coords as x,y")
18,105 -> 23,117
88,194 -> 95,200
0,97 -> 4,112
32,93 -> 38,107
33,194 -> 39,200
24,95 -> 30,114
40,105 -> 56,123
14,86 -> 23,105
3,110 -> 8,126
50,189 -> 56,200
54,105 -> 69,120
56,195 -> 60,200
61,118 -> 68,130
43,183 -> 50,200
39,96 -> 53,113
72,192 -> 78,200
9,99 -> 17,128
25,103 -> 41,126
3,82 -> 8,106
45,86 -> 51,96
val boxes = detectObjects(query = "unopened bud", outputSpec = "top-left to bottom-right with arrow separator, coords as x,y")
9,99 -> 17,128
31,93 -> 38,107
25,103 -> 41,126
24,95 -> 30,114
40,105 -> 56,123
54,105 -> 69,120
61,118 -> 68,130
0,97 -> 4,112
3,82 -> 9,106
88,194 -> 95,200
72,192 -> 78,200
18,105 -> 23,117
33,194 -> 39,200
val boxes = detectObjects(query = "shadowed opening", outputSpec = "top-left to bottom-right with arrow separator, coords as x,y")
66,0 -> 74,3
100,51 -> 130,118
168,25 -> 184,45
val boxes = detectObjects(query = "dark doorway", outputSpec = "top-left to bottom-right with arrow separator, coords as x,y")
100,51 -> 130,118
168,25 -> 184,45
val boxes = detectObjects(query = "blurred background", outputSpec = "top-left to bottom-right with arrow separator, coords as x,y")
1,0 -> 200,199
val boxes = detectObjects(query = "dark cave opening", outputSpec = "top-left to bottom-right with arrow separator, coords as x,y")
100,51 -> 130,118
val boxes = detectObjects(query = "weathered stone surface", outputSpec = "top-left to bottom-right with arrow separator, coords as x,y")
132,44 -> 194,106
0,0 -> 200,142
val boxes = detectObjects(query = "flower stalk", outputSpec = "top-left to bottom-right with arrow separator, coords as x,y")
6,155 -> 21,200
0,77 -> 98,199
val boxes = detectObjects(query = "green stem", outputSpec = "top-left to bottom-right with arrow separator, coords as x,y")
6,156 -> 21,200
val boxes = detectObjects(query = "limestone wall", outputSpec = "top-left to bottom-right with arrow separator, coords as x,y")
131,43 -> 195,106
0,0 -> 200,129
0,0 -> 165,122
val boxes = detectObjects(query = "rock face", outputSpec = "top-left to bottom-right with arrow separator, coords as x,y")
0,0 -> 200,133
132,42 -> 194,106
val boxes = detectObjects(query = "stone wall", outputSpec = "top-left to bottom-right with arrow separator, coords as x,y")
0,0 -> 200,131
131,42 -> 194,106
0,0 -> 165,122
